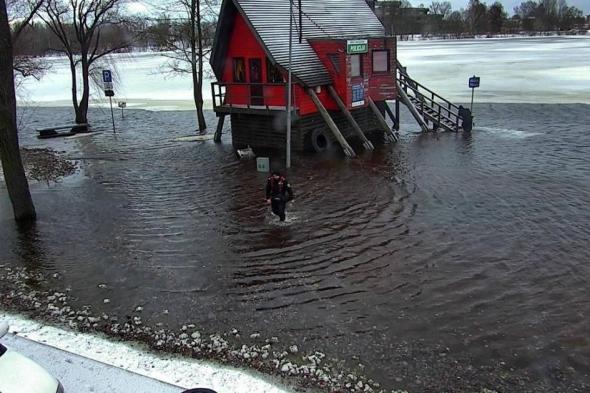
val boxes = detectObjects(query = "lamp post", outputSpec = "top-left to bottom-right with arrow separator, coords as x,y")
286,0 -> 293,169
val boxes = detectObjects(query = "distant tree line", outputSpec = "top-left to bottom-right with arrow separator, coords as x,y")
512,0 -> 586,31
12,13 -> 217,56
377,0 -> 587,37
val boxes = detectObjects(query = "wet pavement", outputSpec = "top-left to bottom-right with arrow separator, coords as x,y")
2,104 -> 590,392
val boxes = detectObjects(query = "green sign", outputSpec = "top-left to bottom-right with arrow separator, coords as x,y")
347,40 -> 368,54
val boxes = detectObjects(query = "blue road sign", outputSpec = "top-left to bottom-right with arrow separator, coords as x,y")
469,76 -> 480,88
102,70 -> 112,83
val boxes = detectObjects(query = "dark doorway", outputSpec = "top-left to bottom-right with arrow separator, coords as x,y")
249,58 -> 264,106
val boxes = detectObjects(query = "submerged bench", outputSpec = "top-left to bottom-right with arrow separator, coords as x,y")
37,123 -> 89,139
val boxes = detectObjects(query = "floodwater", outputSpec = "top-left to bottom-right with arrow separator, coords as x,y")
2,102 -> 590,392
2,37 -> 590,391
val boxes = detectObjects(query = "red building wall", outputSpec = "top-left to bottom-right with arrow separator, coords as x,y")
220,14 -> 396,116
368,37 -> 397,102
222,14 -> 286,107
310,38 -> 396,111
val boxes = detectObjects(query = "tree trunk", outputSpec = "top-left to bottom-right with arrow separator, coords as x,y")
77,55 -> 90,124
0,0 -> 36,222
191,0 -> 206,132
193,72 -> 206,132
68,56 -> 81,122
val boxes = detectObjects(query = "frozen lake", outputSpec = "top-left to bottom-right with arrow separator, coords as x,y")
397,36 -> 590,104
17,36 -> 590,110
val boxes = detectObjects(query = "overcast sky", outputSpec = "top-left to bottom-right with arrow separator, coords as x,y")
126,1 -> 590,16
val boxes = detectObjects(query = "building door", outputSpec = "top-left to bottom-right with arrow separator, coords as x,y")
249,58 -> 263,106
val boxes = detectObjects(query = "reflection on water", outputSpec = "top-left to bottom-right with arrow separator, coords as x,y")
1,104 -> 590,391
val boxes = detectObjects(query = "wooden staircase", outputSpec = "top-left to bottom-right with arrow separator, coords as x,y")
396,62 -> 471,133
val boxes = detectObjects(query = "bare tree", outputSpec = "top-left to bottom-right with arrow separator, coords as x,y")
8,0 -> 49,80
0,0 -> 36,222
154,0 -> 218,132
40,0 -> 132,124
429,1 -> 452,19
7,0 -> 44,39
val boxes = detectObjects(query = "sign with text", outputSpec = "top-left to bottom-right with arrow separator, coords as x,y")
347,39 -> 368,55
351,84 -> 365,107
103,70 -> 114,97
469,76 -> 480,88
102,70 -> 113,83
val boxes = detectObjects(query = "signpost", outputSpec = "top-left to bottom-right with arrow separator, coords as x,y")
118,101 -> 126,119
286,0 -> 293,169
347,39 -> 368,54
468,75 -> 480,113
102,70 -> 116,133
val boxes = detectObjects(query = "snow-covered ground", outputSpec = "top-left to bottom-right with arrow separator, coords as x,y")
16,36 -> 590,110
2,311 -> 294,393
18,51 -> 215,111
397,36 -> 590,104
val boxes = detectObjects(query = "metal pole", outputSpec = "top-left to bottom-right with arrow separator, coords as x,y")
286,0 -> 293,169
470,87 -> 474,113
298,0 -> 302,44
109,96 -> 116,133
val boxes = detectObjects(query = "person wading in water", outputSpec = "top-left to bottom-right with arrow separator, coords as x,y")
265,171 -> 294,222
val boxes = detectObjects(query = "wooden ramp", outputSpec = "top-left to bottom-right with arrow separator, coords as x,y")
396,62 -> 471,133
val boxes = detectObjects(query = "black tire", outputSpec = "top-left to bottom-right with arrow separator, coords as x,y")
310,128 -> 332,153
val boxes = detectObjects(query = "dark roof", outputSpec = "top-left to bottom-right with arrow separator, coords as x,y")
211,0 -> 386,87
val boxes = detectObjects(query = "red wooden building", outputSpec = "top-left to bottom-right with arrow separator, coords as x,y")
210,0 -> 399,156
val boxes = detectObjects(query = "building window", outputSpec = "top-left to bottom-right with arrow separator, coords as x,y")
328,53 -> 341,74
233,58 -> 245,83
266,59 -> 283,83
249,58 -> 262,83
372,50 -> 389,73
351,54 -> 362,77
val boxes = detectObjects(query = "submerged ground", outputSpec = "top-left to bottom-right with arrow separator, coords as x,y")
3,36 -> 590,392
1,102 -> 589,392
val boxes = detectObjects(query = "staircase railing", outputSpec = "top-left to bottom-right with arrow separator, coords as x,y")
396,61 -> 463,132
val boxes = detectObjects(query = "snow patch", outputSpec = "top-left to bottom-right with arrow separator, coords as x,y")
1,311 -> 293,393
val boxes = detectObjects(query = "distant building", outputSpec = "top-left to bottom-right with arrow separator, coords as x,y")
373,0 -> 443,36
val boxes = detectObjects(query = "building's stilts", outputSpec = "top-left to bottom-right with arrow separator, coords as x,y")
213,114 -> 226,143
308,89 -> 356,158
395,98 -> 400,131
327,86 -> 374,151
396,82 -> 429,133
368,97 -> 398,143
383,101 -> 399,134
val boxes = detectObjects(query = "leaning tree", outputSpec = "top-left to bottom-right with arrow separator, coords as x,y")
0,0 -> 37,222
40,0 -> 132,124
